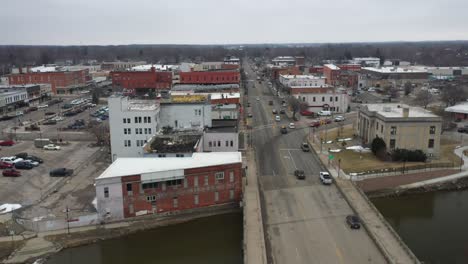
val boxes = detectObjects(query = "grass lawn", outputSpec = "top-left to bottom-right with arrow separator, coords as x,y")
333,138 -> 461,174
317,124 -> 355,141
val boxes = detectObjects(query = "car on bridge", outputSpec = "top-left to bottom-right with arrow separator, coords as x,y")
294,170 -> 305,180
346,215 -> 361,229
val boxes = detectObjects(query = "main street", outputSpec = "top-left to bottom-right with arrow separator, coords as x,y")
243,60 -> 386,264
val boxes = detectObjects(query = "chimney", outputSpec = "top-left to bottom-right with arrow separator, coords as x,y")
403,107 -> 409,118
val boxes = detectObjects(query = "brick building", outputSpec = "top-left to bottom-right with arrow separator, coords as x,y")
323,64 -> 341,86
8,66 -> 90,94
179,71 -> 240,84
95,152 -> 243,220
111,67 -> 172,95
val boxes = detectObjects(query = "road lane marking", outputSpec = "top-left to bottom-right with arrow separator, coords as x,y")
288,150 -> 298,169
335,247 -> 345,263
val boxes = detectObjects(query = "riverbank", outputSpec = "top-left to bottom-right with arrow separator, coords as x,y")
1,205 -> 240,264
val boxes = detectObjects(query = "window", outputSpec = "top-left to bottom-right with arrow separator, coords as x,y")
229,189 -> 235,200
176,154 -> 185,157
194,176 -> 198,187
135,128 -> 142,134
194,194 -> 199,205
390,139 -> 396,150
209,141 -> 212,147
158,154 -> 166,157
390,126 -> 397,135
184,179 -> 188,188
148,128 -> 152,134
322,97 -> 325,102
313,97 -> 316,102
146,195 -> 156,202
215,191 -> 219,202
126,183 -> 132,192
335,96 -> 338,101
230,140 -> 233,147
302,97 -> 306,102
430,126 -> 436,135
144,128 -> 148,134
126,118 -> 131,123
173,197 -> 178,208
167,179 -> 182,186
147,116 -> 151,123
218,141 -> 221,147
428,139 -> 434,148
329,97 -> 333,102
104,187 -> 109,198
142,182 -> 159,189
204,175 -> 209,186
123,118 -> 127,124
129,204 -> 134,214
124,140 -> 131,147
134,116 -> 142,123
215,172 -> 224,180
229,171 -> 234,182
225,141 -> 229,147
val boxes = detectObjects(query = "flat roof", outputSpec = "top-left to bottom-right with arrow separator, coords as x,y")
445,102 -> 468,114
30,66 -> 57,72
130,64 -> 177,71
210,93 -> 240,100
96,152 -> 242,179
353,57 -> 380,61
172,84 -> 240,92
363,67 -> 428,74
161,94 -> 208,104
280,75 -> 325,80
324,64 -> 340,70
363,103 -> 439,118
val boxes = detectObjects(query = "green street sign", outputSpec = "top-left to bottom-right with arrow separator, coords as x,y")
329,154 -> 334,160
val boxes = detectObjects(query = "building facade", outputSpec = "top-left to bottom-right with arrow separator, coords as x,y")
292,88 -> 349,113
108,96 -> 160,161
279,75 -> 326,88
323,64 -> 341,86
95,152 -> 243,221
179,71 -> 240,85
110,67 -> 172,94
159,95 -> 212,129
357,104 -> 442,158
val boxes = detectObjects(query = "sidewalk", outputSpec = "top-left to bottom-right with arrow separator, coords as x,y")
308,137 -> 420,264
243,149 -> 267,264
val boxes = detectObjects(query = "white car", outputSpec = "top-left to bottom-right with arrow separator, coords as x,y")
38,104 -> 48,109
1,157 -> 23,164
256,97 -> 260,101
24,160 -> 40,167
334,116 -> 345,122
16,111 -> 24,116
288,123 -> 295,129
43,144 -> 61,150
320,171 -> 333,185
52,116 -> 64,122
275,115 -> 281,122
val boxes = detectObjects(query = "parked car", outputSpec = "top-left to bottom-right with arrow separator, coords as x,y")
320,171 -> 333,185
0,140 -> 15,146
45,112 -> 55,116
52,116 -> 64,122
317,110 -> 332,116
49,168 -> 74,177
16,111 -> 24,116
300,110 -> 314,116
275,115 -> 281,122
324,118 -> 332,124
334,116 -> 345,122
3,169 -> 21,177
24,160 -> 40,167
42,119 -> 57,125
0,116 -> 14,121
457,127 -> 468,133
309,120 -> 321,128
28,106 -> 38,112
0,161 -> 13,169
37,104 -> 48,109
288,123 -> 295,129
272,109 -> 278,114
279,109 -> 286,114
294,169 -> 305,180
0,157 -> 23,164
247,113 -> 253,118
256,97 -> 260,101
280,126 -> 288,134
26,155 -> 43,163
62,103 -> 73,109
14,161 -> 34,170
15,153 -> 28,159
301,142 -> 310,152
43,144 -> 61,150
346,215 -> 361,229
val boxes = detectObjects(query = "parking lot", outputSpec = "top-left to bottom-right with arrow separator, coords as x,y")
0,139 -> 108,217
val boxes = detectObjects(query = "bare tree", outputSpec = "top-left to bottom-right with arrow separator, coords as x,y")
404,81 -> 413,96
288,96 -> 301,120
414,90 -> 433,109
89,123 -> 110,146
441,86 -> 468,106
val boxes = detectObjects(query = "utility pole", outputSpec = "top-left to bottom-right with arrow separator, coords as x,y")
66,206 -> 70,235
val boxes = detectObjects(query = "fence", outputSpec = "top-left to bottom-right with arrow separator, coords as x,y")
14,213 -> 98,232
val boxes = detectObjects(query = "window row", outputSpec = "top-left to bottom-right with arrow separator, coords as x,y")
389,139 -> 435,150
123,116 -> 152,124
310,96 -> 339,102
208,140 -> 234,148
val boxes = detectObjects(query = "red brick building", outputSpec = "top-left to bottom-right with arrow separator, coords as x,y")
268,66 -> 302,80
323,64 -> 341,86
111,67 -> 172,94
95,152 -> 243,220
179,71 -> 240,84
338,64 -> 361,72
8,68 -> 90,94
309,66 -> 324,74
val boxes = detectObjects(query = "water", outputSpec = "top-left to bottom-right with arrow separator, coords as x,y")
372,190 -> 468,264
45,213 -> 243,264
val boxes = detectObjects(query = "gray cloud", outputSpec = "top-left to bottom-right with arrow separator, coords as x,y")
1,0 -> 467,45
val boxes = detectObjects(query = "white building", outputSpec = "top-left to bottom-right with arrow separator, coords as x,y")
352,57 -> 381,67
108,96 -> 160,161
159,95 -> 212,129
203,120 -> 239,152
292,88 -> 349,114
279,75 -> 326,88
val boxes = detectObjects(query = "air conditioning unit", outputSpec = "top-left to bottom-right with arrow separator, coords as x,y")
383,106 -> 392,112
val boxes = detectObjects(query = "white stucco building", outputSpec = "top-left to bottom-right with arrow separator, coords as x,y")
279,75 -> 326,88
292,87 -> 350,114
159,95 -> 212,129
108,96 -> 160,161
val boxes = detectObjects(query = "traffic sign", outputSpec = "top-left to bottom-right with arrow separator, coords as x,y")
329,154 -> 334,160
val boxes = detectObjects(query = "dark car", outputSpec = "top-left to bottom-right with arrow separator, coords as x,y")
15,152 -> 29,159
248,113 -> 253,118
457,127 -> 468,133
0,140 -> 15,146
15,161 -> 34,170
62,103 -> 73,109
3,169 -> 21,177
279,109 -> 286,114
28,106 -> 38,112
42,119 -> 57,125
346,215 -> 361,229
280,126 -> 288,134
45,112 -> 55,116
0,116 -> 15,121
0,161 -> 13,169
301,142 -> 310,152
49,168 -> 74,177
294,169 -> 305,180
26,155 -> 43,163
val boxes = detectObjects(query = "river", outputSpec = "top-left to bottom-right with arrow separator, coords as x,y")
45,213 -> 243,264
372,190 -> 468,264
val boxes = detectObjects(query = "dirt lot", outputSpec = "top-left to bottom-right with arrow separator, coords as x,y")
0,141 -> 109,217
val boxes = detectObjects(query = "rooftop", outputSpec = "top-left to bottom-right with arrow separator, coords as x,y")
127,100 -> 160,111
130,64 -> 177,71
207,119 -> 238,133
445,102 -> 468,114
324,64 -> 340,70
280,75 -> 325,80
172,83 -> 240,92
161,94 -> 208,104
363,67 -> 428,74
362,104 -> 439,118
145,130 -> 202,154
210,93 -> 240,100
353,57 -> 380,61
96,152 -> 242,180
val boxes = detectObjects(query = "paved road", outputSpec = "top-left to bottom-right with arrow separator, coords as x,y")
243,60 -> 386,264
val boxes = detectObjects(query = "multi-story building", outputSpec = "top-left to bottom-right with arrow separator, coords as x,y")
279,75 -> 326,88
95,152 -> 243,221
108,96 -> 160,161
267,65 -> 302,80
172,84 -> 240,94
362,67 -> 430,86
271,56 -> 304,66
323,64 -> 341,86
292,87 -> 349,114
223,56 -> 240,65
8,66 -> 90,94
351,57 -> 381,67
179,70 -> 240,85
0,88 -> 28,114
143,130 -> 203,158
159,94 -> 212,129
110,66 -> 172,95
101,61 -> 147,71
204,120 -> 239,152
356,104 -> 442,158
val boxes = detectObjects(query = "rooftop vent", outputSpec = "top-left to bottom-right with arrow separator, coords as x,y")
383,106 -> 392,112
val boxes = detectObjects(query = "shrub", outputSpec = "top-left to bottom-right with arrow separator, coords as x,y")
391,149 -> 427,162
371,137 -> 386,155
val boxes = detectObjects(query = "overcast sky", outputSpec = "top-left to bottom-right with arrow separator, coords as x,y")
1,0 -> 467,45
